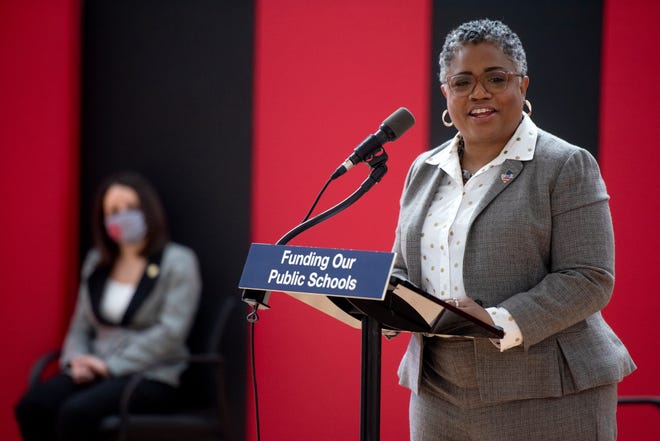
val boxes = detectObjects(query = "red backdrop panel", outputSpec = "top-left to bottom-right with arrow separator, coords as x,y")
600,0 -> 660,439
253,1 -> 660,440
0,1 -> 80,440
251,1 -> 430,439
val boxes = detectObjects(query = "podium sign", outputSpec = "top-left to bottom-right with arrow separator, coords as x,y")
239,243 -> 395,300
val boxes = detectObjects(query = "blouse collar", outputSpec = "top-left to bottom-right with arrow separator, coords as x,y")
426,113 -> 538,167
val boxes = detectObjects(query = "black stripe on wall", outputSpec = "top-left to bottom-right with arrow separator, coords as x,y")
431,0 -> 603,157
80,1 -> 253,437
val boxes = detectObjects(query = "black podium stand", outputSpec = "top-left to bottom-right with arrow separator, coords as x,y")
242,290 -> 385,441
361,315 -> 382,441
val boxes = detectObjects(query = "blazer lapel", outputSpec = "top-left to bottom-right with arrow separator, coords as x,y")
470,159 -> 525,224
87,265 -> 117,326
406,164 -> 447,285
120,250 -> 164,326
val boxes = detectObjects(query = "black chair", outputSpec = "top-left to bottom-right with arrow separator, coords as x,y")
29,295 -> 243,441
617,396 -> 660,410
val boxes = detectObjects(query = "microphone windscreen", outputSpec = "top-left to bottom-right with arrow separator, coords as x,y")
382,107 -> 415,140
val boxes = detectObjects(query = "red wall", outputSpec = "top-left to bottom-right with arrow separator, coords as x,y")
599,0 -> 660,439
0,1 -> 80,440
251,1 -> 431,439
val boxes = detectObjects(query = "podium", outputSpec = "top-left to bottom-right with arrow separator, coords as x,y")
238,107 -> 432,440
240,244 -> 503,441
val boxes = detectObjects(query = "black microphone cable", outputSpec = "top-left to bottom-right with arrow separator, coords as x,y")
301,176 -> 332,223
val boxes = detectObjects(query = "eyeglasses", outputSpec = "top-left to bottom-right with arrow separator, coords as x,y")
445,70 -> 523,96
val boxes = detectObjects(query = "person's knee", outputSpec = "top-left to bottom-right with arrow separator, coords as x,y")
14,394 -> 32,422
15,390 -> 51,424
14,391 -> 60,441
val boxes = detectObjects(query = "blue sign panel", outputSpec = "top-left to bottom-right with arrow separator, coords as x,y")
239,243 -> 395,300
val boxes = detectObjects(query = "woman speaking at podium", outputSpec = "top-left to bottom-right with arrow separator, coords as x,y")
391,19 -> 635,441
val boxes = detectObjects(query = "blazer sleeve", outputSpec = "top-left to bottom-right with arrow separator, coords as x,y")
500,148 -> 615,349
103,247 -> 201,376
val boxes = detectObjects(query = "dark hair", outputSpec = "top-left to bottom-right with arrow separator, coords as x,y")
439,19 -> 528,82
92,171 -> 169,267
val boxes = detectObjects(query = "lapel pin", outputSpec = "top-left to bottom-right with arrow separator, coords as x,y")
500,169 -> 514,183
147,263 -> 160,278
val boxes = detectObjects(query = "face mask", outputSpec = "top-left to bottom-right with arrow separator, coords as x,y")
104,209 -> 147,245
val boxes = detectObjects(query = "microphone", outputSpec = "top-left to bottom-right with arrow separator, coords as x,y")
331,107 -> 415,179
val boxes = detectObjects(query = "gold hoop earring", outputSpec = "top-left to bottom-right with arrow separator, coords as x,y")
523,99 -> 532,117
442,109 -> 453,127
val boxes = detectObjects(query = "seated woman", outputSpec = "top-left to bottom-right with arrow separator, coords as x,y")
15,171 -> 201,441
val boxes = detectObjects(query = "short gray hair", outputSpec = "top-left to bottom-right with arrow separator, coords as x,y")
439,19 -> 527,82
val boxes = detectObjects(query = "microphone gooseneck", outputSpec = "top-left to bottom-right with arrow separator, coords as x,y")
242,106 -> 415,309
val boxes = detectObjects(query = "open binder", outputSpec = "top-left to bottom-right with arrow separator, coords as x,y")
293,275 -> 504,339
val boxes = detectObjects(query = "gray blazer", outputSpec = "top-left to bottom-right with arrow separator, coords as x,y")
60,242 -> 201,386
394,129 -> 635,401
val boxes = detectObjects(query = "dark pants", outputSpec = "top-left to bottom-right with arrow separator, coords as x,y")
14,373 -> 178,441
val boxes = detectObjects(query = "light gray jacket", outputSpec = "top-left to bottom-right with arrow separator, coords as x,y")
60,242 -> 201,386
394,129 -> 635,401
